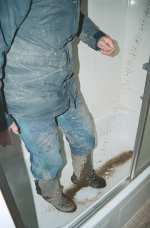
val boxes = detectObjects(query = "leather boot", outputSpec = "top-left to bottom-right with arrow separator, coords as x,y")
71,152 -> 106,188
35,177 -> 77,213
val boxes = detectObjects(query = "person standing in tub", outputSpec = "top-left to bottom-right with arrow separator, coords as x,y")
0,0 -> 117,212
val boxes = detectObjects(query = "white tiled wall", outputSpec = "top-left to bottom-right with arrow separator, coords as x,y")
79,0 -> 150,120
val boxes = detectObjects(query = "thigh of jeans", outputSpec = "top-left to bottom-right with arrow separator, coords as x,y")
56,93 -> 96,155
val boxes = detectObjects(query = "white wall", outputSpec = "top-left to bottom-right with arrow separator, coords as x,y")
79,0 -> 150,121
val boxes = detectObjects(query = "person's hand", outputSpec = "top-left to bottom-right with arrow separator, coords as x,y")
0,122 -> 20,147
97,35 -> 119,57
8,121 -> 20,135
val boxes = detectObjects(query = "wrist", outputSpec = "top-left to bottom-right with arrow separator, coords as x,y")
93,30 -> 106,51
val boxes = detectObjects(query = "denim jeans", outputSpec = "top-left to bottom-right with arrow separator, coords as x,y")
4,37 -> 76,118
0,0 -> 105,132
11,93 -> 96,181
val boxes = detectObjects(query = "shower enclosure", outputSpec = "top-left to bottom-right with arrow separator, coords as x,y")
0,0 -> 150,227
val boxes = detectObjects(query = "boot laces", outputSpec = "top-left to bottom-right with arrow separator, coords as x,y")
87,169 -> 98,181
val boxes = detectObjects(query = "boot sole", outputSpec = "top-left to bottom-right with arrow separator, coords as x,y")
43,196 -> 77,213
35,180 -> 77,212
71,176 -> 107,188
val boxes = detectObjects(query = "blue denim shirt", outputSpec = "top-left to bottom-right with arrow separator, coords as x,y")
0,0 -> 105,131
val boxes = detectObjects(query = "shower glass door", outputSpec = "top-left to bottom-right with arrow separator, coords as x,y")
131,61 -> 150,177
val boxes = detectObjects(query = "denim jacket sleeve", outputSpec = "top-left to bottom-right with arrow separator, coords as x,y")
0,0 -> 31,131
78,12 -> 106,51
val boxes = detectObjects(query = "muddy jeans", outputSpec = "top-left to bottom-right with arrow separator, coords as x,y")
11,93 -> 96,181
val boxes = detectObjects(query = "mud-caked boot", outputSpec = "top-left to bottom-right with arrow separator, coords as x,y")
71,153 -> 106,188
35,178 -> 77,213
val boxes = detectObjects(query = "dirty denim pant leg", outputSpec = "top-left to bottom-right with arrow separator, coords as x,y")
12,93 -> 96,181
57,93 -> 96,156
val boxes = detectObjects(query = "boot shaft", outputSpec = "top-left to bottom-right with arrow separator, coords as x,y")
71,152 -> 93,180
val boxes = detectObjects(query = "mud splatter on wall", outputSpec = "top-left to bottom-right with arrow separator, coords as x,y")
120,0 -> 150,111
